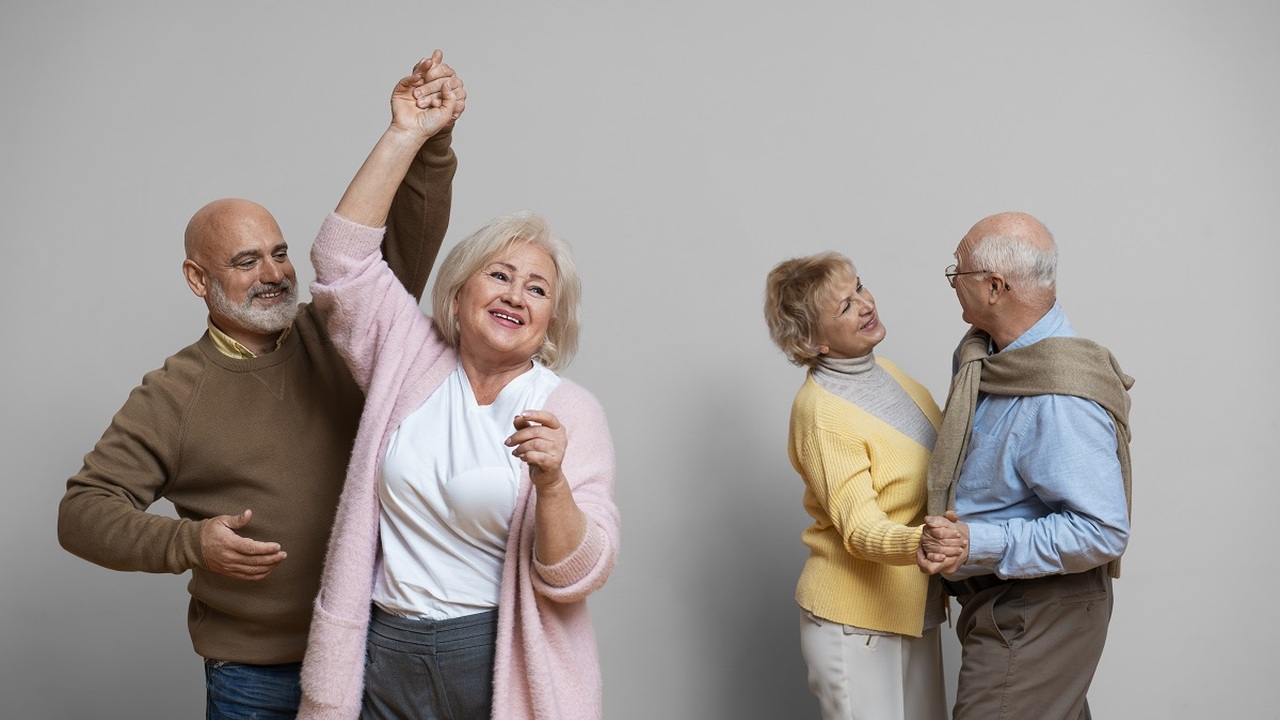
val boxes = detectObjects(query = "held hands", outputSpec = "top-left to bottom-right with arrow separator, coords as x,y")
506,410 -> 568,490
199,509 -> 287,581
916,511 -> 970,575
391,49 -> 467,140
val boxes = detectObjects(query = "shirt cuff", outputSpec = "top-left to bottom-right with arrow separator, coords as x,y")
966,521 -> 1005,569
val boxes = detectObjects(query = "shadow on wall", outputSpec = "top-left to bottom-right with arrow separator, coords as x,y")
681,371 -> 819,718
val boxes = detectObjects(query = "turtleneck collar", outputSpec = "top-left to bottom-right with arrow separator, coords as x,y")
815,352 -> 876,378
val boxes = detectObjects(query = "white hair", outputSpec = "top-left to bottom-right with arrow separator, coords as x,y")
969,232 -> 1057,290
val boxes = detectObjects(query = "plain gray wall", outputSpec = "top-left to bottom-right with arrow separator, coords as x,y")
3,2 -> 1276,718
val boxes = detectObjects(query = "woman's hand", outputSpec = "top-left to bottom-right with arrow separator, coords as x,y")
509,409 -> 590,565
506,410 -> 568,490
405,50 -> 467,128
332,51 -> 463,227
390,50 -> 464,141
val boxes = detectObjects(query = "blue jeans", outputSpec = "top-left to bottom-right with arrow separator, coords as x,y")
204,659 -> 302,720
361,606 -> 498,720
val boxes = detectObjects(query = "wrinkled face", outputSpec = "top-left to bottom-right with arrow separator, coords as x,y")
455,241 -> 557,368
196,209 -> 299,338
815,267 -> 885,360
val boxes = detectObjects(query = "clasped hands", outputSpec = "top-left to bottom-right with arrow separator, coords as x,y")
390,49 -> 468,141
917,511 -> 970,575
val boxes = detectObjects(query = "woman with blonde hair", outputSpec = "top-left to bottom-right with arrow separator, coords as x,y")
297,56 -> 618,720
764,251 -> 957,720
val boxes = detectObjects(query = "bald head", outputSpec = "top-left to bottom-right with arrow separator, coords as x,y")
950,211 -> 1059,348
965,212 -> 1055,254
959,211 -> 1058,296
180,198 -> 299,354
184,198 -> 283,264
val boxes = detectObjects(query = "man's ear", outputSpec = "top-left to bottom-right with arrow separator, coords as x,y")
988,272 -> 1009,301
183,259 -> 209,298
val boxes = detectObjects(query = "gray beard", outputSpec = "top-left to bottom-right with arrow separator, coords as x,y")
207,276 -> 300,335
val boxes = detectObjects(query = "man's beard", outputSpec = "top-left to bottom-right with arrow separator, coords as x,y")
207,276 -> 299,335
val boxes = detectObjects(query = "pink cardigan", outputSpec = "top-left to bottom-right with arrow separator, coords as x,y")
297,214 -> 620,720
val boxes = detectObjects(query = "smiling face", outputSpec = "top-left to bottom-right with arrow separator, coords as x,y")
815,266 -> 885,360
183,199 -> 299,349
454,241 -> 557,370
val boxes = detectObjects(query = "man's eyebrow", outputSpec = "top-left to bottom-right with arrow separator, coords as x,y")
228,249 -> 263,265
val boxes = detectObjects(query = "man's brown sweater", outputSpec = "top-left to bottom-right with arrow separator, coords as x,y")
57,131 -> 456,664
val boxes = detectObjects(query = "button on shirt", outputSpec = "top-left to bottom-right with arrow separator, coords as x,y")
954,303 -> 1129,580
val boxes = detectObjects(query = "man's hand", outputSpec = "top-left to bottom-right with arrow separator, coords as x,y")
917,511 -> 969,575
199,509 -> 287,581
391,50 -> 465,140
408,50 -> 467,127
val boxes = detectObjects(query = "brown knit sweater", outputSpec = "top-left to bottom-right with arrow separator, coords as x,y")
56,131 -> 456,664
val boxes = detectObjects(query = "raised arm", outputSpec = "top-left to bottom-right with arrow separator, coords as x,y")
310,56 -> 461,390
335,60 -> 458,227
383,51 -> 467,301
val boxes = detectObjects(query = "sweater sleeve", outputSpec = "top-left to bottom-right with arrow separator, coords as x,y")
796,426 -> 924,566
382,130 -> 456,303
530,383 -> 620,602
57,358 -> 205,574
310,213 -> 448,392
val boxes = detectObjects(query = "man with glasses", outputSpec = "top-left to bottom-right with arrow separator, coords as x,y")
918,211 -> 1134,719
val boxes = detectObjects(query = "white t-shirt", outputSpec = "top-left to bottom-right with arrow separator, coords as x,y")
373,362 -> 561,619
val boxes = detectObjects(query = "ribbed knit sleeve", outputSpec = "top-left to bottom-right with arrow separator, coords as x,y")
788,375 -> 936,636
795,426 -> 924,565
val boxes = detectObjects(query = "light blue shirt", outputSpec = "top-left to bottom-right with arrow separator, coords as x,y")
953,303 -> 1129,580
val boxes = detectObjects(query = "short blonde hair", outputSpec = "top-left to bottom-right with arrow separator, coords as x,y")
431,211 -> 581,371
763,252 -> 855,368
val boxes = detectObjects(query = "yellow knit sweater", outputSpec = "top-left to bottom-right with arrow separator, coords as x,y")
789,358 -> 942,637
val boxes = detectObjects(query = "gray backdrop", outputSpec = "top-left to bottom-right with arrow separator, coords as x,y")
3,2 -> 1276,718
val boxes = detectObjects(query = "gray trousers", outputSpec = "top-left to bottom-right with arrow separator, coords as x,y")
949,566 -> 1113,720
361,606 -> 499,720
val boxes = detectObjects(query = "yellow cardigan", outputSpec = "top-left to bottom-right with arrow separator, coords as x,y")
789,358 -> 942,636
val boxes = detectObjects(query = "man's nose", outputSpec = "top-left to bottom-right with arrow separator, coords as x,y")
260,259 -> 285,283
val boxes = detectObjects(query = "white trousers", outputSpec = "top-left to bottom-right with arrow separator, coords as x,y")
799,608 -> 947,720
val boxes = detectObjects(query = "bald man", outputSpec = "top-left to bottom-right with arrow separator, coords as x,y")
58,53 -> 465,720
918,212 -> 1134,719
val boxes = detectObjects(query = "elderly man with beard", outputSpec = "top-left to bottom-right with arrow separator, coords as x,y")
57,52 -> 465,720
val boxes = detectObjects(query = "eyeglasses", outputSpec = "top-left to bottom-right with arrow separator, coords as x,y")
944,264 -> 989,288
944,264 -> 1012,290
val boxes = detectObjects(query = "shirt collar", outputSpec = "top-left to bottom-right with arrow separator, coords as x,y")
1001,301 -> 1073,352
206,317 -> 291,359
